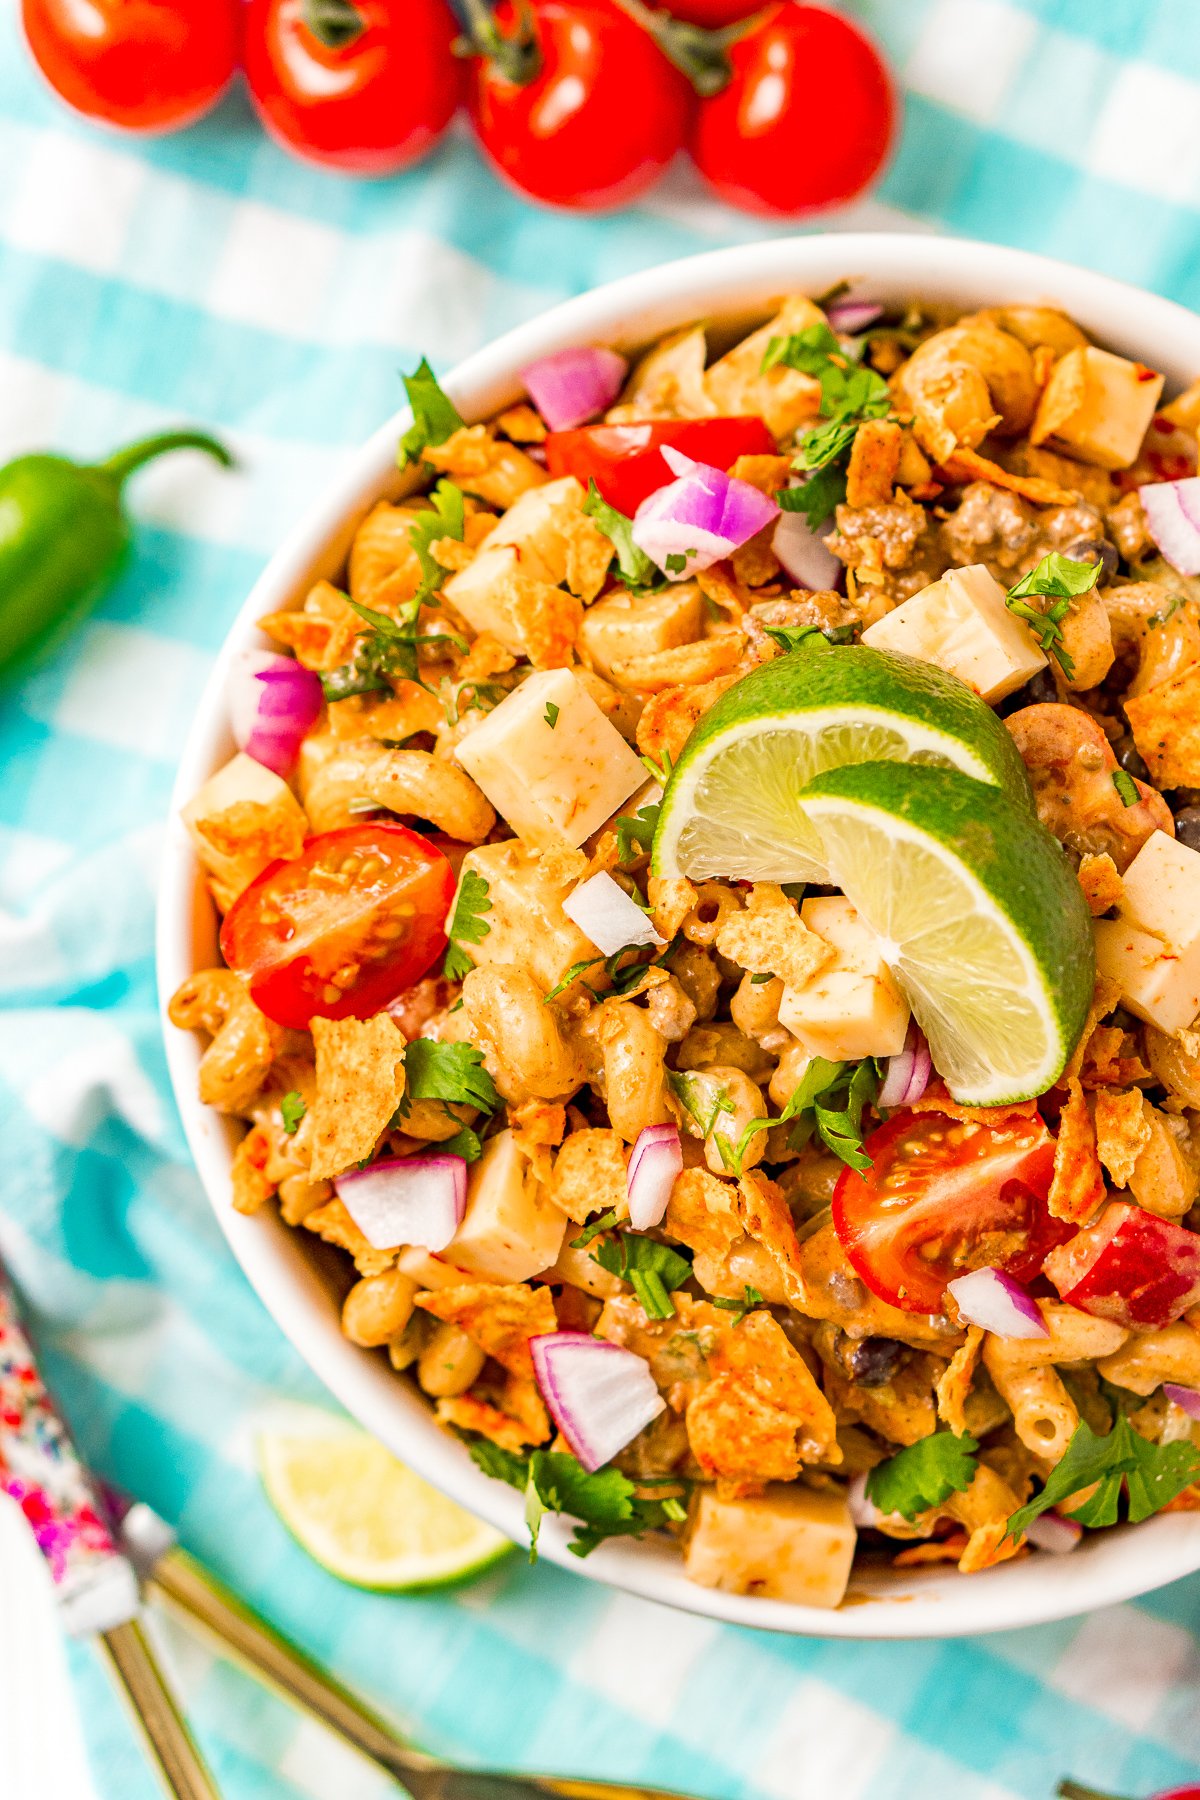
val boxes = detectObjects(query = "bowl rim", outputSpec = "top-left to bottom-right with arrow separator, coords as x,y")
157,230 -> 1200,1639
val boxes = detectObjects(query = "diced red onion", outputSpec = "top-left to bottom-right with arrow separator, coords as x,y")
530,1332 -> 665,1472
626,1123 -> 682,1231
847,1472 -> 882,1528
1141,477 -> 1200,577
946,1267 -> 1049,1339
772,506 -> 842,591
631,447 -> 779,577
335,1155 -> 466,1252
826,298 -> 885,335
877,1027 -> 933,1109
229,651 -> 323,775
1163,1382 -> 1200,1419
562,871 -> 665,957
521,346 -> 628,432
1026,1512 -> 1083,1555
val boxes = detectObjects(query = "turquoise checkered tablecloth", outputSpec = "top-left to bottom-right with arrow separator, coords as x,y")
4,1 -> 1200,1795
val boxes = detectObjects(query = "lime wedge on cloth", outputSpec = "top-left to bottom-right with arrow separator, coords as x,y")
800,762 -> 1094,1105
260,1425 -> 510,1591
652,644 -> 1033,883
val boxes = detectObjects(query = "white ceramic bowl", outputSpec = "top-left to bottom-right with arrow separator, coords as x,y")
158,232 -> 1200,1638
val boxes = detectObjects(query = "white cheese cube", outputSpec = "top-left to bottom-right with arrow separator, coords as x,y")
1031,346 -> 1164,471
181,751 -> 307,908
445,1129 -> 566,1283
454,669 -> 645,849
862,563 -> 1046,703
395,1247 -> 468,1291
684,1484 -> 856,1609
779,896 -> 910,1061
467,476 -> 590,586
440,543 -> 540,650
578,583 -> 703,683
1094,830 -> 1200,1032
455,838 -> 602,994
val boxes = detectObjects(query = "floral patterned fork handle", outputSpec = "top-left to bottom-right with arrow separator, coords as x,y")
0,1264 -> 222,1800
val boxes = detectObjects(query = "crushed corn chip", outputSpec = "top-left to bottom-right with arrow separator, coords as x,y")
549,1129 -> 629,1224
1048,1079 -> 1107,1224
1093,1086 -> 1152,1188
231,1125 -> 273,1216
416,1281 -> 557,1377
425,425 -> 548,510
302,1197 -> 394,1276
715,883 -> 836,990
846,418 -> 903,508
686,1312 -> 840,1486
936,1326 -> 984,1437
1125,663 -> 1200,789
307,1014 -> 407,1182
1077,852 -> 1124,917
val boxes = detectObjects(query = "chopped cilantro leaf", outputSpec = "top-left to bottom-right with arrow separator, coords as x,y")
463,1439 -> 685,1560
543,957 -> 604,1004
639,748 -> 674,786
664,552 -> 688,575
591,1232 -> 693,1320
1112,769 -> 1140,808
668,1069 -> 736,1142
710,1285 -> 763,1325
582,480 -> 662,593
761,322 -> 843,377
444,868 -> 492,981
1004,553 -> 1101,679
1006,1415 -> 1200,1540
767,326 -> 892,530
398,358 -> 464,469
615,800 -> 661,865
866,1431 -> 980,1522
749,971 -> 773,984
408,480 -> 466,607
776,461 -> 848,531
402,1039 -> 498,1113
321,592 -> 467,702
280,1091 -> 306,1135
544,701 -> 560,729
763,623 -> 837,655
435,1120 -> 484,1163
730,1055 -> 879,1175
570,1208 -> 621,1250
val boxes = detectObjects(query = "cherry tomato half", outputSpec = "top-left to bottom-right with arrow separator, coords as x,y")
545,416 -> 776,513
243,0 -> 462,177
832,1111 -> 1071,1315
690,3 -> 896,217
21,0 -> 239,133
467,0 -> 693,212
221,824 -> 456,1031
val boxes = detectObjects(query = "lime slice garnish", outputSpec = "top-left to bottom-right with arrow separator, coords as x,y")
259,1422 -> 510,1591
799,762 -> 1094,1105
652,644 -> 1034,883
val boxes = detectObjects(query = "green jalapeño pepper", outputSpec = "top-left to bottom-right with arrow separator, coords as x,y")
0,428 -> 233,677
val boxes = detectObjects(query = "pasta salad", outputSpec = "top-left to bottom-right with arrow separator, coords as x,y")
171,288 -> 1200,1608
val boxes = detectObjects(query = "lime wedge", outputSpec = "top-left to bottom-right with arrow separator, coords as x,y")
652,645 -> 1033,883
799,762 -> 1094,1105
259,1423 -> 511,1591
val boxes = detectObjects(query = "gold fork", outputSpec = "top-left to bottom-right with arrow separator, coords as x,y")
125,1508 -> 696,1800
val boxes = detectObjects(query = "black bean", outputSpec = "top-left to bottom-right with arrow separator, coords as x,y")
847,1337 -> 904,1388
1174,806 -> 1200,853
1063,536 -> 1119,583
1116,738 -> 1149,781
